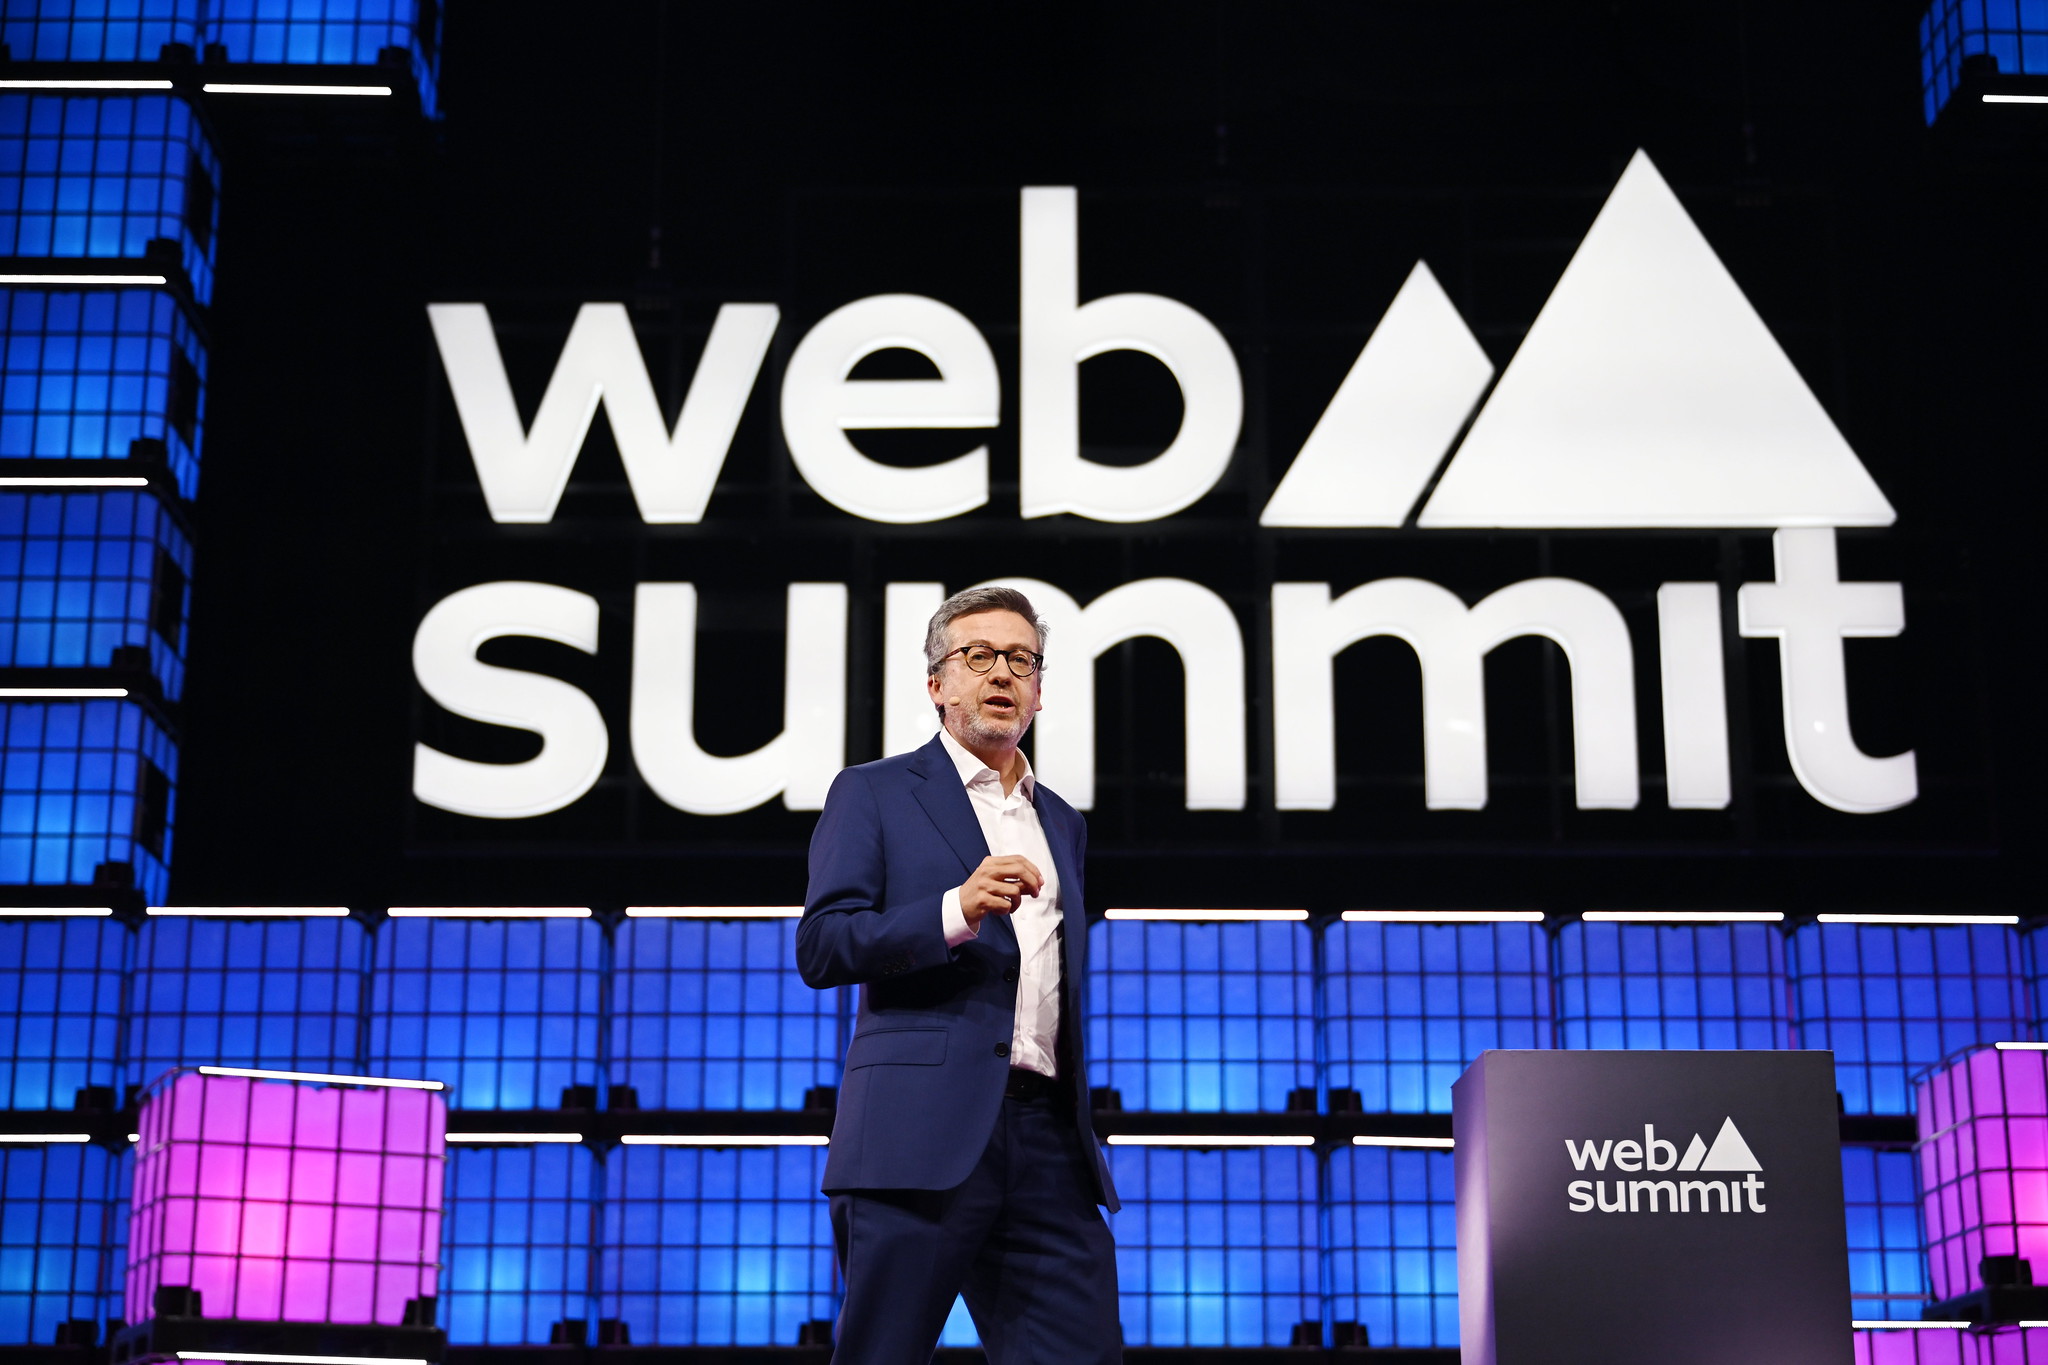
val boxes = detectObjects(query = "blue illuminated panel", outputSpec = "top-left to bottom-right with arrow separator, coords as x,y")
0,1142 -> 122,1345
0,96 -> 220,305
0,700 -> 175,904
611,918 -> 846,1111
442,1143 -> 596,1345
0,291 -> 208,498
1842,1146 -> 1928,1322
207,1 -> 442,117
1324,921 -> 1549,1113
599,1144 -> 836,1347
1088,920 -> 1315,1112
125,916 -> 366,1090
0,916 -> 127,1109
368,918 -> 602,1109
0,491 -> 193,697
1109,1144 -> 1318,1346
1557,921 -> 1789,1050
1789,922 -> 2027,1115
1921,0 -> 2048,122
1327,1145 -> 1457,1349
0,2 -> 204,62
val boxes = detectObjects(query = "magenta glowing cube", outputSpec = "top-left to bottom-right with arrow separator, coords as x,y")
125,1070 -> 445,1326
1856,1326 -> 2048,1365
1916,1045 -> 2048,1304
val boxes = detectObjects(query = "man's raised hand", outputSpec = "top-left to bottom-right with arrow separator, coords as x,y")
961,855 -> 1043,931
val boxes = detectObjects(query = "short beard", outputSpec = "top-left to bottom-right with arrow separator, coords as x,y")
955,703 -> 1030,751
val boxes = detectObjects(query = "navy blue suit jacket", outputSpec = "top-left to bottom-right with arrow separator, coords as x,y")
797,735 -> 1118,1210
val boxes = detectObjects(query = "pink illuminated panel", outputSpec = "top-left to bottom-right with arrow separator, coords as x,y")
125,1071 -> 445,1325
1856,1326 -> 2048,1365
1917,1046 -> 2048,1303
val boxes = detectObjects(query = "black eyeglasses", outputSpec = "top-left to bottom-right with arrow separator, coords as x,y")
943,645 -> 1043,677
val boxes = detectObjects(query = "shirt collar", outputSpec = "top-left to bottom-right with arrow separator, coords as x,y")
937,726 -> 1035,800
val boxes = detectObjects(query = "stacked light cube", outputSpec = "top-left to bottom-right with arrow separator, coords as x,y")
125,1070 -> 444,1326
1915,1044 -> 2048,1304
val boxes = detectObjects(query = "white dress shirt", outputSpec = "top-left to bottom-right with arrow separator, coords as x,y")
936,727 -> 1063,1078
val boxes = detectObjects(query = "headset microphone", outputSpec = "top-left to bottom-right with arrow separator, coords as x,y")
948,696 -> 962,706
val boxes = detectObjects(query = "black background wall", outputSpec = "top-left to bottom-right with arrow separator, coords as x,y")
168,0 -> 2048,917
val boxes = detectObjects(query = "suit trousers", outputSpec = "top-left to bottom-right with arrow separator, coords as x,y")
828,1089 -> 1121,1364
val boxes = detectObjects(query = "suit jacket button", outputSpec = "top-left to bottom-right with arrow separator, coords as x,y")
1003,969 -> 1018,983
993,1043 -> 1009,1058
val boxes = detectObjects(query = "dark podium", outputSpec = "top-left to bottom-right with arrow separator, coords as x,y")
1453,1050 -> 1851,1365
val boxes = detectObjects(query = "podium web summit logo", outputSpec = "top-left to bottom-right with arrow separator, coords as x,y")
1565,1117 -> 1766,1214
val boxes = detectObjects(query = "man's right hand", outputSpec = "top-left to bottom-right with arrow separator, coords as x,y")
961,855 -> 1044,932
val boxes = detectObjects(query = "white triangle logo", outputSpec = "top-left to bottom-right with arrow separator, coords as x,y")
1698,1116 -> 1762,1172
1417,149 -> 1896,530
1259,261 -> 1494,527
1677,1133 -> 1708,1172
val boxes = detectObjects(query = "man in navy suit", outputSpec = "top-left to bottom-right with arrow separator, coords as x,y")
797,585 -> 1121,1363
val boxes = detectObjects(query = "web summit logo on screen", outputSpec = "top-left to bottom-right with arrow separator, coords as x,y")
418,149 -> 1915,824
1565,1118 -> 1767,1214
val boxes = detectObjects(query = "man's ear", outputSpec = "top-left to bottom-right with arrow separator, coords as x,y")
927,670 -> 945,709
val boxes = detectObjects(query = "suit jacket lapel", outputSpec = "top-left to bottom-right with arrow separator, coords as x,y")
910,734 -> 995,863
909,735 -> 1021,955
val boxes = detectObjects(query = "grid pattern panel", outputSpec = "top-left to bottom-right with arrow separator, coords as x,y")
1921,0 -> 2048,122
0,700 -> 175,904
1328,1145 -> 1457,1349
1087,920 -> 1315,1112
368,918 -> 603,1110
0,96 -> 221,304
0,1142 -> 122,1345
1844,1146 -> 1929,1322
1855,1325 -> 2048,1364
0,3 -> 204,62
1790,923 -> 2028,1115
1109,1144 -> 1318,1347
611,918 -> 846,1111
126,917 -> 367,1090
207,0 -> 442,116
600,1144 -> 835,1348
0,916 -> 126,1109
1,290 -> 208,499
125,1073 -> 443,1326
0,491 -> 193,697
1556,921 -> 1789,1051
442,1143 -> 595,1345
1324,921 -> 1549,1114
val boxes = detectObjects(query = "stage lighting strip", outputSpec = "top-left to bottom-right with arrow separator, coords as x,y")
197,1066 -> 442,1091
1342,910 -> 1543,923
0,907 -> 113,915
175,1354 -> 426,1365
1995,1042 -> 2048,1051
1985,94 -> 2048,104
0,477 -> 149,488
387,907 -> 591,918
0,80 -> 175,91
1851,1321 -> 1970,1330
0,1133 -> 90,1143
1351,1136 -> 1456,1149
620,1134 -> 829,1146
1816,914 -> 2020,925
1103,908 -> 1307,921
1104,1135 -> 1316,1147
1581,911 -> 1785,923
0,274 -> 168,286
444,1133 -> 584,1144
201,84 -> 392,97
0,687 -> 129,698
626,906 -> 803,918
147,906 -> 348,916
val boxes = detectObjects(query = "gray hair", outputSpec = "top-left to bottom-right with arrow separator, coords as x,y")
924,585 -> 1049,675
